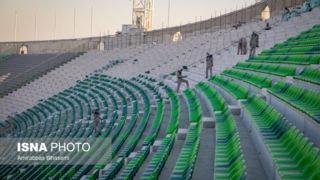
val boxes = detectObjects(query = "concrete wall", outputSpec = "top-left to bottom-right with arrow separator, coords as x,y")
0,0 -> 307,55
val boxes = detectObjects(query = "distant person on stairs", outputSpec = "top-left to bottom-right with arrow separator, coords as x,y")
93,109 -> 101,134
206,52 -> 213,78
249,32 -> 259,57
176,68 -> 189,93
265,22 -> 271,30
238,38 -> 247,55
237,39 -> 243,55
242,38 -> 247,55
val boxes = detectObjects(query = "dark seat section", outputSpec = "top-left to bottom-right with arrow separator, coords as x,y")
0,52 -> 83,97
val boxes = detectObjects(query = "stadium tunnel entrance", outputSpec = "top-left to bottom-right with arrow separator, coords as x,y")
172,32 -> 182,42
99,41 -> 105,51
261,6 -> 271,21
19,45 -> 28,55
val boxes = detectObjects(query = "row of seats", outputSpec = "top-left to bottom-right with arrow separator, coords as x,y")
300,25 -> 320,34
98,75 -> 171,179
214,108 -> 246,180
274,25 -> 320,44
294,67 -> 320,85
3,73 -> 155,179
273,38 -> 320,49
97,76 -> 150,179
242,94 -> 320,179
170,88 -> 202,179
0,52 -> 84,98
77,75 -> 156,179
117,80 -> 151,158
195,82 -> 225,111
222,69 -> 272,89
116,78 -> 164,179
287,32 -> 320,41
117,146 -> 150,180
253,25 -> 320,68
209,49 -> 320,179
0,54 -> 13,62
261,46 -> 320,55
2,78 -> 112,178
234,62 -> 296,77
247,55 -> 320,65
141,85 -> 179,179
196,82 -> 246,179
272,26 -> 320,49
9,81 -> 118,177
209,76 -> 249,100
268,81 -> 320,123
141,134 -> 175,179
50,77 -> 131,179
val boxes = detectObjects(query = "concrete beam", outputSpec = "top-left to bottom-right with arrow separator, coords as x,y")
151,140 -> 162,152
125,152 -> 137,165
177,128 -> 188,140
228,105 -> 241,116
202,117 -> 215,128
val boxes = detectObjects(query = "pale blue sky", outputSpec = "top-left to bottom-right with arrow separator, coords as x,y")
0,0 -> 256,42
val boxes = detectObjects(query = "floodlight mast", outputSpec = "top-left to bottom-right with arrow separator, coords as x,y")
132,0 -> 154,31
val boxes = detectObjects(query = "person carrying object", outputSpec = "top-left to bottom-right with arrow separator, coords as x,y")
176,68 -> 189,93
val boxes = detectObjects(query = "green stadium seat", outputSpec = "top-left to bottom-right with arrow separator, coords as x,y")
209,76 -> 249,100
222,69 -> 272,88
294,67 -> 320,85
242,95 -> 320,179
170,88 -> 202,180
268,81 -> 320,123
234,62 -> 296,77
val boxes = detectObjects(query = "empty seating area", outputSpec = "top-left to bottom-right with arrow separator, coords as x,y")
234,62 -> 296,77
294,67 -> 320,85
209,76 -> 249,100
222,69 -> 272,89
170,88 -> 202,179
268,81 -> 320,123
247,55 -> 320,65
0,52 -> 83,97
196,82 -> 246,179
242,95 -> 320,179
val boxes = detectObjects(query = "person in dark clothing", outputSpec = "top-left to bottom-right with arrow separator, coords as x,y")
242,38 -> 247,55
249,32 -> 259,57
237,38 -> 243,55
206,53 -> 213,78
176,68 -> 189,93
238,38 -> 247,55
93,109 -> 101,134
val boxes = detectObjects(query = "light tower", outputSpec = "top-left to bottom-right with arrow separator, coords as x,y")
132,0 -> 154,31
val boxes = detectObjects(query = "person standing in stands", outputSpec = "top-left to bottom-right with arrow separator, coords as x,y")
242,37 -> 247,55
176,68 -> 189,93
249,32 -> 259,57
206,52 -> 214,78
237,39 -> 243,55
238,38 -> 247,55
93,109 -> 101,134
